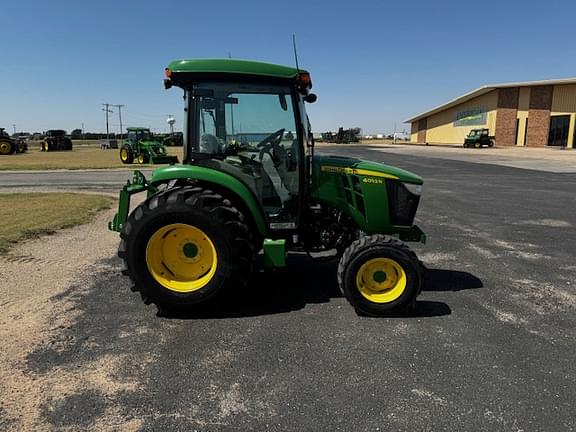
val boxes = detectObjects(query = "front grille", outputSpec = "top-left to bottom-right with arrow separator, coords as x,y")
386,180 -> 420,226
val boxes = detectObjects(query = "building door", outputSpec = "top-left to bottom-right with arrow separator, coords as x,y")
548,115 -> 570,146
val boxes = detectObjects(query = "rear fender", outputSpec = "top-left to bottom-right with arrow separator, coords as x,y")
150,165 -> 268,236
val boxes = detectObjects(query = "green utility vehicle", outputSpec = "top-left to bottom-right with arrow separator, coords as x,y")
464,128 -> 494,148
41,130 -> 73,151
109,59 -> 427,316
0,128 -> 28,155
119,127 -> 179,164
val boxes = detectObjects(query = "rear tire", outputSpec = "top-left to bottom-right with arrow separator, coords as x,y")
0,140 -> 14,155
120,145 -> 134,164
338,234 -> 421,316
119,186 -> 256,310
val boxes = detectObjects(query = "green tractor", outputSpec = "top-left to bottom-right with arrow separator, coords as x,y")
109,59 -> 427,317
162,131 -> 184,146
119,127 -> 179,165
0,128 -> 28,155
41,130 -> 73,151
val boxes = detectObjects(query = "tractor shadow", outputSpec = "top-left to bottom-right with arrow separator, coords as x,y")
161,256 -> 482,320
422,268 -> 484,292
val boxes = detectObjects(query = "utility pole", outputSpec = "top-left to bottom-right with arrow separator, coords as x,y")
102,104 -> 114,142
13,124 -> 16,135
81,122 -> 85,140
112,104 -> 124,140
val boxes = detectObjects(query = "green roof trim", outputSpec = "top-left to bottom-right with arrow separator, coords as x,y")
167,59 -> 306,80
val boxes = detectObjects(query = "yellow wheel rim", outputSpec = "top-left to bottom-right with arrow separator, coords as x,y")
121,148 -> 128,161
146,223 -> 218,293
0,142 -> 10,154
138,154 -> 145,164
356,257 -> 407,303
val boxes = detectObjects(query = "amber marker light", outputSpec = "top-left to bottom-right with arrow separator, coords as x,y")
298,72 -> 312,87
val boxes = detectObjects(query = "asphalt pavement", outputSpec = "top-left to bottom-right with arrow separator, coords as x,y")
3,146 -> 576,431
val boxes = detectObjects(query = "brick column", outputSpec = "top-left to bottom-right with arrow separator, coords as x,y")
526,86 -> 553,147
495,87 -> 519,146
417,118 -> 427,143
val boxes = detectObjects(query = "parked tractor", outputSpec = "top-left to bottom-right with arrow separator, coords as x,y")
162,132 -> 184,146
0,128 -> 28,155
119,127 -> 179,164
41,130 -> 73,151
464,128 -> 494,148
321,127 -> 361,144
109,59 -> 427,317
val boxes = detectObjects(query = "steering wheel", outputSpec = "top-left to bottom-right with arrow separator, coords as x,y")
257,128 -> 285,163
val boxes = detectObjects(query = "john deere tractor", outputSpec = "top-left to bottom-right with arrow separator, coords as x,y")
0,128 -> 28,155
109,59 -> 427,316
41,130 -> 73,151
119,127 -> 179,164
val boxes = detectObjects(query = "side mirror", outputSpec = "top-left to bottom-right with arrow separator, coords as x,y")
304,93 -> 317,103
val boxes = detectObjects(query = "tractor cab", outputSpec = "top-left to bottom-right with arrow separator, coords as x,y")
164,59 -> 315,227
126,128 -> 154,142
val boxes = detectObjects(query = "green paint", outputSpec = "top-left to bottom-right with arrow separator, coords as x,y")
263,238 -> 286,268
108,171 -> 157,232
310,155 -> 424,237
183,242 -> 198,258
167,59 -> 306,80
150,165 -> 268,236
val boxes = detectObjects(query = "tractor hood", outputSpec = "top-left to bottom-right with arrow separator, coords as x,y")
313,155 -> 423,184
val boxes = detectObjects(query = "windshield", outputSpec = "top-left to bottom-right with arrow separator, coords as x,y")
468,130 -> 480,137
190,82 -> 297,155
128,130 -> 152,141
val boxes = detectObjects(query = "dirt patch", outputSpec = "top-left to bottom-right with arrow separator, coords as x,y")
0,208 -> 143,431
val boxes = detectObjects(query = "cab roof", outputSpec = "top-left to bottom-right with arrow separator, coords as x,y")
166,58 -> 306,80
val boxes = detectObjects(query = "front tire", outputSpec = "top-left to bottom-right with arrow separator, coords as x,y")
137,152 -> 148,164
338,235 -> 421,316
119,186 -> 256,310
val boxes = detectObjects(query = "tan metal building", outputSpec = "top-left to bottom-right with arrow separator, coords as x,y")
406,78 -> 576,148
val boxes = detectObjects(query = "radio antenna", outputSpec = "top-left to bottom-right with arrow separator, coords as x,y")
292,34 -> 300,72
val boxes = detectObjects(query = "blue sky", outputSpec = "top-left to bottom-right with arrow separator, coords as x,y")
2,0 -> 576,134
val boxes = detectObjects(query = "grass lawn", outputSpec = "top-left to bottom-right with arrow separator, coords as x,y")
0,193 -> 115,253
0,145 -> 183,171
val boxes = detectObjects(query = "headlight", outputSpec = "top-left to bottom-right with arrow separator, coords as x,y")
403,182 -> 422,195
